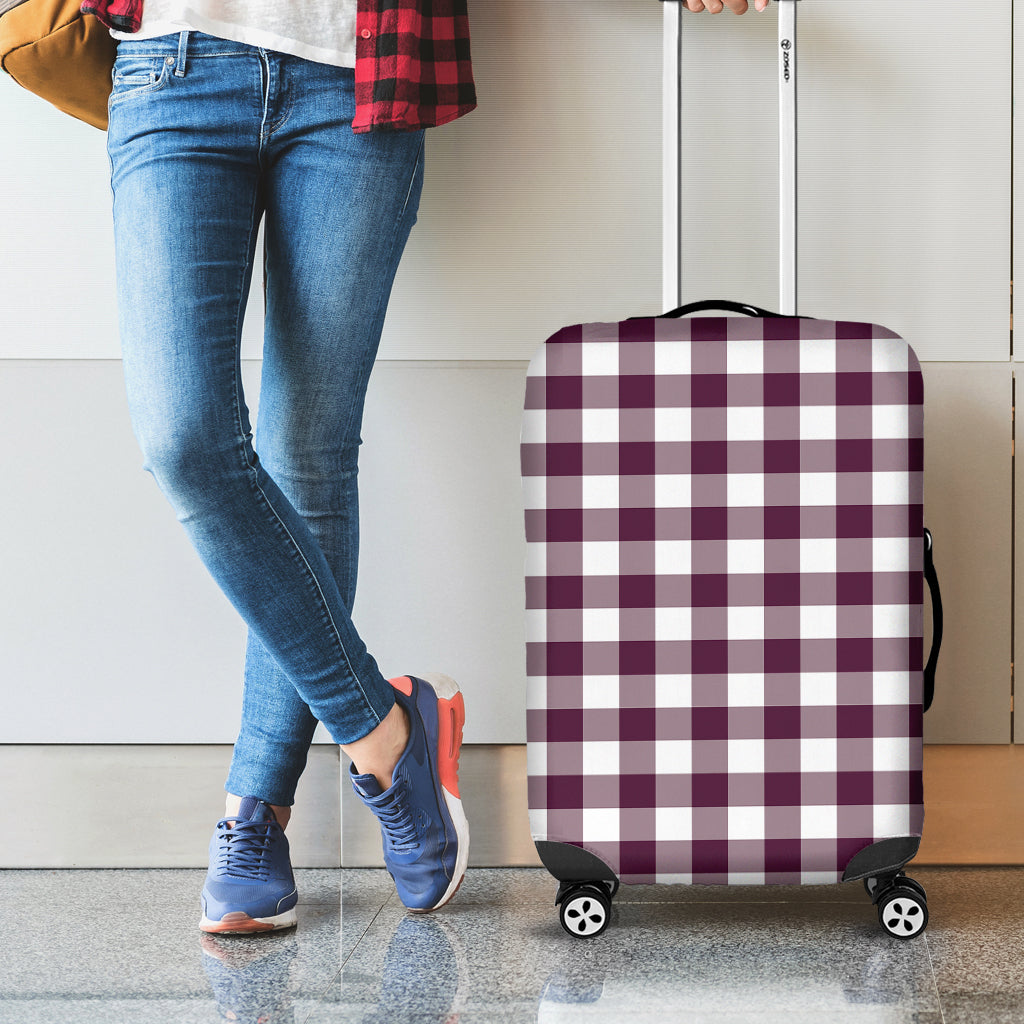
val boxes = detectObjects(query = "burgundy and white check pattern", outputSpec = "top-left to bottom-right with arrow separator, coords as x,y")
522,315 -> 925,885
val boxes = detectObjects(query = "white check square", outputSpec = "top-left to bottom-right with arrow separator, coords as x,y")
801,804 -> 838,840
582,808 -> 621,843
655,406 -> 691,442
873,736 -> 910,772
800,338 -> 837,374
582,608 -> 619,640
728,805 -> 765,840
800,604 -> 837,640
872,337 -> 909,373
872,536 -> 911,572
801,738 -> 838,773
584,675 -> 622,709
528,807 -> 547,839
728,473 -> 765,508
727,406 -> 765,442
800,537 -> 837,574
520,409 -> 547,445
655,474 -> 692,508
800,405 -> 837,441
582,741 -> 620,775
525,609 -> 547,643
581,408 -> 620,442
800,672 -> 838,706
656,605 -> 693,641
525,541 -> 546,577
872,471 -> 910,506
581,341 -> 619,376
872,404 -> 911,439
800,471 -> 837,506
522,476 -> 546,512
874,603 -> 912,639
727,338 -> 764,375
873,803 -> 911,836
655,339 -> 688,376
581,540 -> 620,575
872,671 -> 911,706
728,605 -> 765,641
727,539 -> 764,574
655,739 -> 692,774
655,540 -> 692,573
582,475 -> 620,509
728,674 -> 765,706
728,738 -> 765,774
656,805 -> 692,841
655,674 -> 692,707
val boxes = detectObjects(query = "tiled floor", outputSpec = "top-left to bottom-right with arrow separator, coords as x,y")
1,867 -> 1021,1023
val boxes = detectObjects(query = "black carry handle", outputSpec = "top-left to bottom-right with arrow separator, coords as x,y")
923,527 -> 942,713
626,300 -> 815,321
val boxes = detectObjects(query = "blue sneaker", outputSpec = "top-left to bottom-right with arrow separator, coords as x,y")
350,673 -> 470,912
199,796 -> 298,934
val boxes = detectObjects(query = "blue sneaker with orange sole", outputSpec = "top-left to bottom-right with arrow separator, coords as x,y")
199,796 -> 298,934
350,672 -> 469,912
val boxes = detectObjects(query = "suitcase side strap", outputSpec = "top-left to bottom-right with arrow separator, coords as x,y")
923,527 -> 942,713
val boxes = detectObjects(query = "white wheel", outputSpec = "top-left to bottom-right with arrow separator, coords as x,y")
878,887 -> 928,939
559,887 -> 610,938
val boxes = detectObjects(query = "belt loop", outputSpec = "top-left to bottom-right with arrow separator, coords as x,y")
174,30 -> 189,77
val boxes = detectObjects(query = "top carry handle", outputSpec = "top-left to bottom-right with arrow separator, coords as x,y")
659,0 -> 799,316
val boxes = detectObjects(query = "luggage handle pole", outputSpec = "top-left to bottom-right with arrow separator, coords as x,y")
777,0 -> 798,317
661,0 -> 799,318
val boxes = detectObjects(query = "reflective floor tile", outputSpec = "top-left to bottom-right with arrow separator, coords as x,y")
1,866 -> 1021,1024
308,872 -> 941,1023
0,868 -> 388,1023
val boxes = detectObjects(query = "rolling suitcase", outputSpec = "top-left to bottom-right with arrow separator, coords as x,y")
520,0 -> 943,940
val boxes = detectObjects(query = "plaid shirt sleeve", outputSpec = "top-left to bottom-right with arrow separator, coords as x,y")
352,0 -> 477,134
79,0 -> 477,134
79,0 -> 143,32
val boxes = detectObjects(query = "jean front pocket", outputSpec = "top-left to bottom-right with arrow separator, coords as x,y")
109,54 -> 174,104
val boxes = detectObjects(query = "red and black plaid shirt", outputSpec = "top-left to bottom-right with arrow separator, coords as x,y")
79,0 -> 477,133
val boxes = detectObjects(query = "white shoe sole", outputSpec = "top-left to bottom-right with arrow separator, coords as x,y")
199,906 -> 298,934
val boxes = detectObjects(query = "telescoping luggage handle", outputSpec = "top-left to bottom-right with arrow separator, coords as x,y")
658,0 -> 801,318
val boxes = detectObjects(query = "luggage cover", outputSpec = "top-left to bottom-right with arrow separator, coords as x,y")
521,315 -> 925,885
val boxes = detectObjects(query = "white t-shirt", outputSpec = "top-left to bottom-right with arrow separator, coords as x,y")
109,1 -> 357,69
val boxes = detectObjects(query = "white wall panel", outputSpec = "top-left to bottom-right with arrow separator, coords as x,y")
0,360 -> 530,743
675,2 -> 1009,362
921,363 -> 1012,743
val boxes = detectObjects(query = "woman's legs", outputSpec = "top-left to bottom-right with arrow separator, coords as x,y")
107,31 -> 423,807
109,33 -> 465,926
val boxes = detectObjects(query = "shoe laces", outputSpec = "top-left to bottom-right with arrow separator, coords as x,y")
215,817 -> 276,880
373,781 -> 421,854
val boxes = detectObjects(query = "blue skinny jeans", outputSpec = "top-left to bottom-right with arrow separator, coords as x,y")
106,30 -> 424,805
